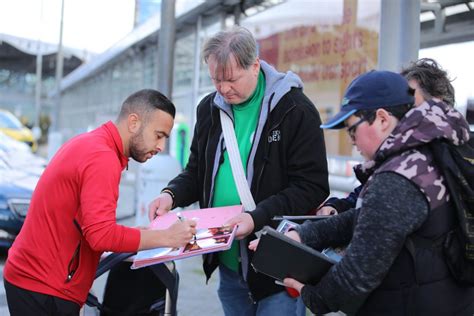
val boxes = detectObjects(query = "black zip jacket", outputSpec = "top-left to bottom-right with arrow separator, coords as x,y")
165,87 -> 329,301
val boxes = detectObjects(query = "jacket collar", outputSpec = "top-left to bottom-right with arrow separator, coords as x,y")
103,121 -> 129,170
212,60 -> 303,115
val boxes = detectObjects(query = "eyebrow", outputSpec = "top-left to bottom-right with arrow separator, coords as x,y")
211,72 -> 242,82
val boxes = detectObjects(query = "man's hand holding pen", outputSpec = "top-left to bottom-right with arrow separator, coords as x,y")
161,212 -> 197,248
176,212 -> 197,244
138,213 -> 197,250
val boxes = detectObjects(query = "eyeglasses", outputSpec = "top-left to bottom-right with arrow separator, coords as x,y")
346,116 -> 368,141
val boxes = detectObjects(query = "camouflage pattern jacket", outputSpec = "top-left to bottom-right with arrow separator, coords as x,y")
297,100 -> 474,315
356,99 -> 470,201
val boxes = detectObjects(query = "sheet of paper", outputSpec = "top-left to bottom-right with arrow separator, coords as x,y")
132,205 -> 242,269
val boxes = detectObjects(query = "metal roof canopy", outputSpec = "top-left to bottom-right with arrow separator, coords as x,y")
420,0 -> 474,48
59,0 -> 270,92
0,33 -> 83,77
59,0 -> 474,91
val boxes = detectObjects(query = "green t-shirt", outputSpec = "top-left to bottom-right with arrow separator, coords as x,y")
213,71 -> 265,272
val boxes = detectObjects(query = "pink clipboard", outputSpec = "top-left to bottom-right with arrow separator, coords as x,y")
150,205 -> 243,230
131,205 -> 243,269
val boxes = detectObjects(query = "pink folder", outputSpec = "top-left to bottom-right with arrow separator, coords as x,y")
150,205 -> 243,230
132,205 -> 243,269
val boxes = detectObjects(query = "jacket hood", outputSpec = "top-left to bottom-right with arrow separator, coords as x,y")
213,60 -> 303,113
354,100 -> 470,181
377,99 -> 470,159
260,60 -> 303,111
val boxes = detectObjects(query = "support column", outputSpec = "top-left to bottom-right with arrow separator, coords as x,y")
378,0 -> 420,71
157,0 -> 176,98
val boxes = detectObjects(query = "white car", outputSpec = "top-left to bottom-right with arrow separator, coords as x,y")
0,131 -> 46,177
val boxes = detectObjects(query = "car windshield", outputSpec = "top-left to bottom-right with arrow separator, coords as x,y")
0,111 -> 23,129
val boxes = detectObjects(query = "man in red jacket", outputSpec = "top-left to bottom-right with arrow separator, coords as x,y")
4,89 -> 197,315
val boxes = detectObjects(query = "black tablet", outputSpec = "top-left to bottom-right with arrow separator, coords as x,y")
251,226 -> 335,284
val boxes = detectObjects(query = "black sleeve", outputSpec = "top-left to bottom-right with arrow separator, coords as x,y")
323,185 -> 362,213
165,101 -> 207,207
296,208 -> 356,250
300,172 -> 429,314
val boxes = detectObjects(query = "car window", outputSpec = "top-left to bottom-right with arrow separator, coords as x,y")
0,111 -> 23,129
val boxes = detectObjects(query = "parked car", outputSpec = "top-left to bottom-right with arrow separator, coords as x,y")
0,157 -> 36,248
0,130 -> 43,248
0,109 -> 37,152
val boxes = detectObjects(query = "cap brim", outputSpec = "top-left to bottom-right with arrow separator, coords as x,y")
320,109 -> 357,129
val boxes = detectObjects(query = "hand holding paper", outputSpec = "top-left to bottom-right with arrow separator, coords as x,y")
225,212 -> 254,239
148,192 -> 174,221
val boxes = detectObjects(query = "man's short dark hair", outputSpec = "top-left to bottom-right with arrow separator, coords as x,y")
354,104 -> 414,125
117,89 -> 176,122
401,58 -> 455,106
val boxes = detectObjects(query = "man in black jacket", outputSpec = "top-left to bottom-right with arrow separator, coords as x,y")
148,26 -> 329,315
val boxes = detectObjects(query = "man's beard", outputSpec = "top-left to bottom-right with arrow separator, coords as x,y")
129,132 -> 148,162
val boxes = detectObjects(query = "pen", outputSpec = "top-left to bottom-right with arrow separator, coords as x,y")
176,212 -> 197,243
176,212 -> 185,222
274,280 -> 285,287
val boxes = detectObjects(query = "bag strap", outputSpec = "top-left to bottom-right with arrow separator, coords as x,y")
220,110 -> 256,212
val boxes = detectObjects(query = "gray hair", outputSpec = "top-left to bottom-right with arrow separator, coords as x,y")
203,26 -> 257,75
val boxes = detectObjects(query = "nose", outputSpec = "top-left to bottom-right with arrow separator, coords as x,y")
156,138 -> 166,153
218,81 -> 231,94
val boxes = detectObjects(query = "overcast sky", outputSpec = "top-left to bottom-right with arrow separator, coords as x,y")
0,0 -> 472,106
0,0 -> 135,53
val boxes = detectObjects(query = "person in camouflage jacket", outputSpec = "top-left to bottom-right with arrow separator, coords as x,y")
282,71 -> 474,315
318,57 -> 461,216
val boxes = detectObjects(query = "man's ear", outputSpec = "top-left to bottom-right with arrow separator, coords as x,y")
252,57 -> 260,77
128,113 -> 141,133
376,109 -> 396,132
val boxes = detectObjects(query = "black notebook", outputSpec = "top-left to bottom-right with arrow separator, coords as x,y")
251,226 -> 336,284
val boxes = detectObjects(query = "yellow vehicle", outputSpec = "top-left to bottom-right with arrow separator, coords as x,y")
0,109 -> 37,152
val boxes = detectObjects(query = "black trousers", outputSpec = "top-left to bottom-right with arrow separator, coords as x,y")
4,279 -> 81,316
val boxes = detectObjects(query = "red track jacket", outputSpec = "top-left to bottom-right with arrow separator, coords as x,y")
4,121 -> 140,305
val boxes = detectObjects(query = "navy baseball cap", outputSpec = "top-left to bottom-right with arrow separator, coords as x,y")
320,70 -> 414,129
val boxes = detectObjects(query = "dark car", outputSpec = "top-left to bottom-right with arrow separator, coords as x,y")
0,156 -> 34,248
